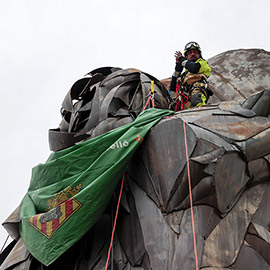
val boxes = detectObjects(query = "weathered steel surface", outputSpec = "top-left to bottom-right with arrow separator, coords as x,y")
252,182 -> 270,228
207,49 -> 270,103
0,239 -> 30,270
242,88 -> 270,117
129,180 -> 176,270
193,114 -> 270,141
2,49 -> 270,269
2,207 -> 20,241
0,241 -> 16,267
171,234 -> 204,270
201,184 -> 266,267
214,151 -> 249,214
233,244 -> 270,270
236,127 -> 270,161
49,67 -> 169,151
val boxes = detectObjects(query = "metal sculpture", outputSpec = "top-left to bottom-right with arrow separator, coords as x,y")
49,67 -> 170,151
1,49 -> 270,270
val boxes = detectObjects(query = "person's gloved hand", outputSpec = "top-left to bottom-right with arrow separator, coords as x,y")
173,51 -> 186,77
174,51 -> 183,61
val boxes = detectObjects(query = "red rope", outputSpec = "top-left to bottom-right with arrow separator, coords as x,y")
174,100 -> 180,112
105,171 -> 126,270
143,94 -> 155,111
0,235 -> 9,254
180,92 -> 189,111
182,120 -> 199,270
151,96 -> 155,108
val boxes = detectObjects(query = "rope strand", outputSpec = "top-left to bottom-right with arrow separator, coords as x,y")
143,94 -> 155,111
182,119 -> 199,270
105,172 -> 126,270
0,235 -> 10,254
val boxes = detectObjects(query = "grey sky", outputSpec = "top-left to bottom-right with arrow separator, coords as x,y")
1,0 -> 270,247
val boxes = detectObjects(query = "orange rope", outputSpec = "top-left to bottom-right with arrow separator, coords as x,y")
105,171 -> 126,270
182,119 -> 199,270
0,235 -> 9,254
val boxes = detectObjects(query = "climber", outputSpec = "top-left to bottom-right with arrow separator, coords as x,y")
169,41 -> 212,110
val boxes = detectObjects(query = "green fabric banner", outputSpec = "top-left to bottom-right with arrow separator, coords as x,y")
20,108 -> 173,266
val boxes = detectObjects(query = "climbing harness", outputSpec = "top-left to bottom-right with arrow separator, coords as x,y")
174,80 -> 190,111
183,119 -> 199,270
105,171 -> 126,270
172,73 -> 212,111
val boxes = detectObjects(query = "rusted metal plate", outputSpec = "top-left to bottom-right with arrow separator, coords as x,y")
218,102 -> 256,117
191,147 -> 225,165
139,117 -> 197,209
201,184 -> 266,268
2,207 -> 20,241
245,231 -> 270,265
178,176 -> 218,210
203,267 -> 230,270
61,75 -> 103,112
191,138 -> 220,159
248,158 -> 270,185
194,114 -> 270,141
180,205 -> 218,238
178,106 -> 220,123
250,223 -> 270,244
99,80 -> 138,121
214,151 -> 249,214
233,244 -> 270,270
208,49 -> 270,101
129,179 -> 176,270
127,154 -> 161,207
165,161 -> 210,212
171,234 -> 204,270
0,240 -> 16,266
252,183 -> 270,228
111,234 -> 128,270
0,238 -> 30,270
118,187 -> 146,266
208,69 -> 246,102
236,127 -> 270,161
90,116 -> 134,138
188,125 -> 238,151
48,128 -> 90,152
164,210 -> 184,235
241,90 -> 264,109
244,89 -> 270,117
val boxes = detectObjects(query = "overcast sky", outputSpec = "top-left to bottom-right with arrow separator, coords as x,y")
1,0 -> 270,248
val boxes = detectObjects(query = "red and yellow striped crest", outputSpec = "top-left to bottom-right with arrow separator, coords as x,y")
28,198 -> 82,239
